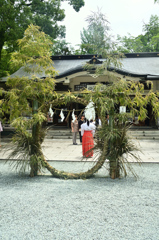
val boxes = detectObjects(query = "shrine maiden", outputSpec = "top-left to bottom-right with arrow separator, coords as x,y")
81,120 -> 96,157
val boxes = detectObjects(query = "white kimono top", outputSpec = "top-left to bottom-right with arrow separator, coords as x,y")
81,122 -> 96,136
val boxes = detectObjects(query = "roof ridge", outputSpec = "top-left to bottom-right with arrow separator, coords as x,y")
51,52 -> 159,60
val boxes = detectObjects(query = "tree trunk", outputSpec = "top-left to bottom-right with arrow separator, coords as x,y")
30,122 -> 41,177
30,100 -> 39,177
108,108 -> 120,179
109,158 -> 120,179
29,155 -> 39,177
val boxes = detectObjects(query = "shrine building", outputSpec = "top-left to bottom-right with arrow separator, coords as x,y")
1,52 -> 159,128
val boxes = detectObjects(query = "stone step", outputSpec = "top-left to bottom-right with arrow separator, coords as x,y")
46,130 -> 159,139
128,131 -> 159,136
130,137 -> 159,140
129,130 -> 159,133
2,128 -> 159,140
47,132 -> 71,136
45,135 -> 74,139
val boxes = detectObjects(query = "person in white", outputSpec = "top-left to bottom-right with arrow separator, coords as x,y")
81,120 -> 96,157
81,120 -> 96,137
82,100 -> 96,157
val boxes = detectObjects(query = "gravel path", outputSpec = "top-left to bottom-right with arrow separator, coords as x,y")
0,161 -> 159,240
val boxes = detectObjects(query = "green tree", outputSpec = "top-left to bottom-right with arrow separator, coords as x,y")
142,15 -> 159,51
116,34 -> 146,53
0,0 -> 85,76
0,48 -> 12,77
116,15 -> 159,53
150,33 -> 159,51
51,39 -> 75,55
0,24 -> 57,177
79,9 -> 113,55
90,81 -> 159,179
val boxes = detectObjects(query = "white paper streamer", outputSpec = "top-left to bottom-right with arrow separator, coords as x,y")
72,109 -> 76,122
84,100 -> 95,121
49,104 -> 54,117
60,109 -> 65,122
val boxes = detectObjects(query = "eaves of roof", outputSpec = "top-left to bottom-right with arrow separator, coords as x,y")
53,53 -> 159,80
1,52 -> 159,82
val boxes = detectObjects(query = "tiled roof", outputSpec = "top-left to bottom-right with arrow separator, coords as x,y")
1,53 -> 159,81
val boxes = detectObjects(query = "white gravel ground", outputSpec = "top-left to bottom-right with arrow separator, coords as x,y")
0,161 -> 159,240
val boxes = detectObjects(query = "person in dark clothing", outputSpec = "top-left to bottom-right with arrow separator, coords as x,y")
78,115 -> 85,143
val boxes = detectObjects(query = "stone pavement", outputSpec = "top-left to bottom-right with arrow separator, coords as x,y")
0,138 -> 159,163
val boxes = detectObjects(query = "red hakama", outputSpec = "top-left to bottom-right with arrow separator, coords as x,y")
82,131 -> 94,157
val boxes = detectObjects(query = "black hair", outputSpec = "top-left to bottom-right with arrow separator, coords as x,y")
87,120 -> 90,126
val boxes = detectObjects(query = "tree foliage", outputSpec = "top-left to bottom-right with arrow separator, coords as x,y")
82,80 -> 159,179
0,0 -> 85,76
51,39 -> 75,55
65,0 -> 85,12
117,15 -> 159,53
79,9 -> 114,55
0,24 -> 57,176
3,24 -> 57,121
